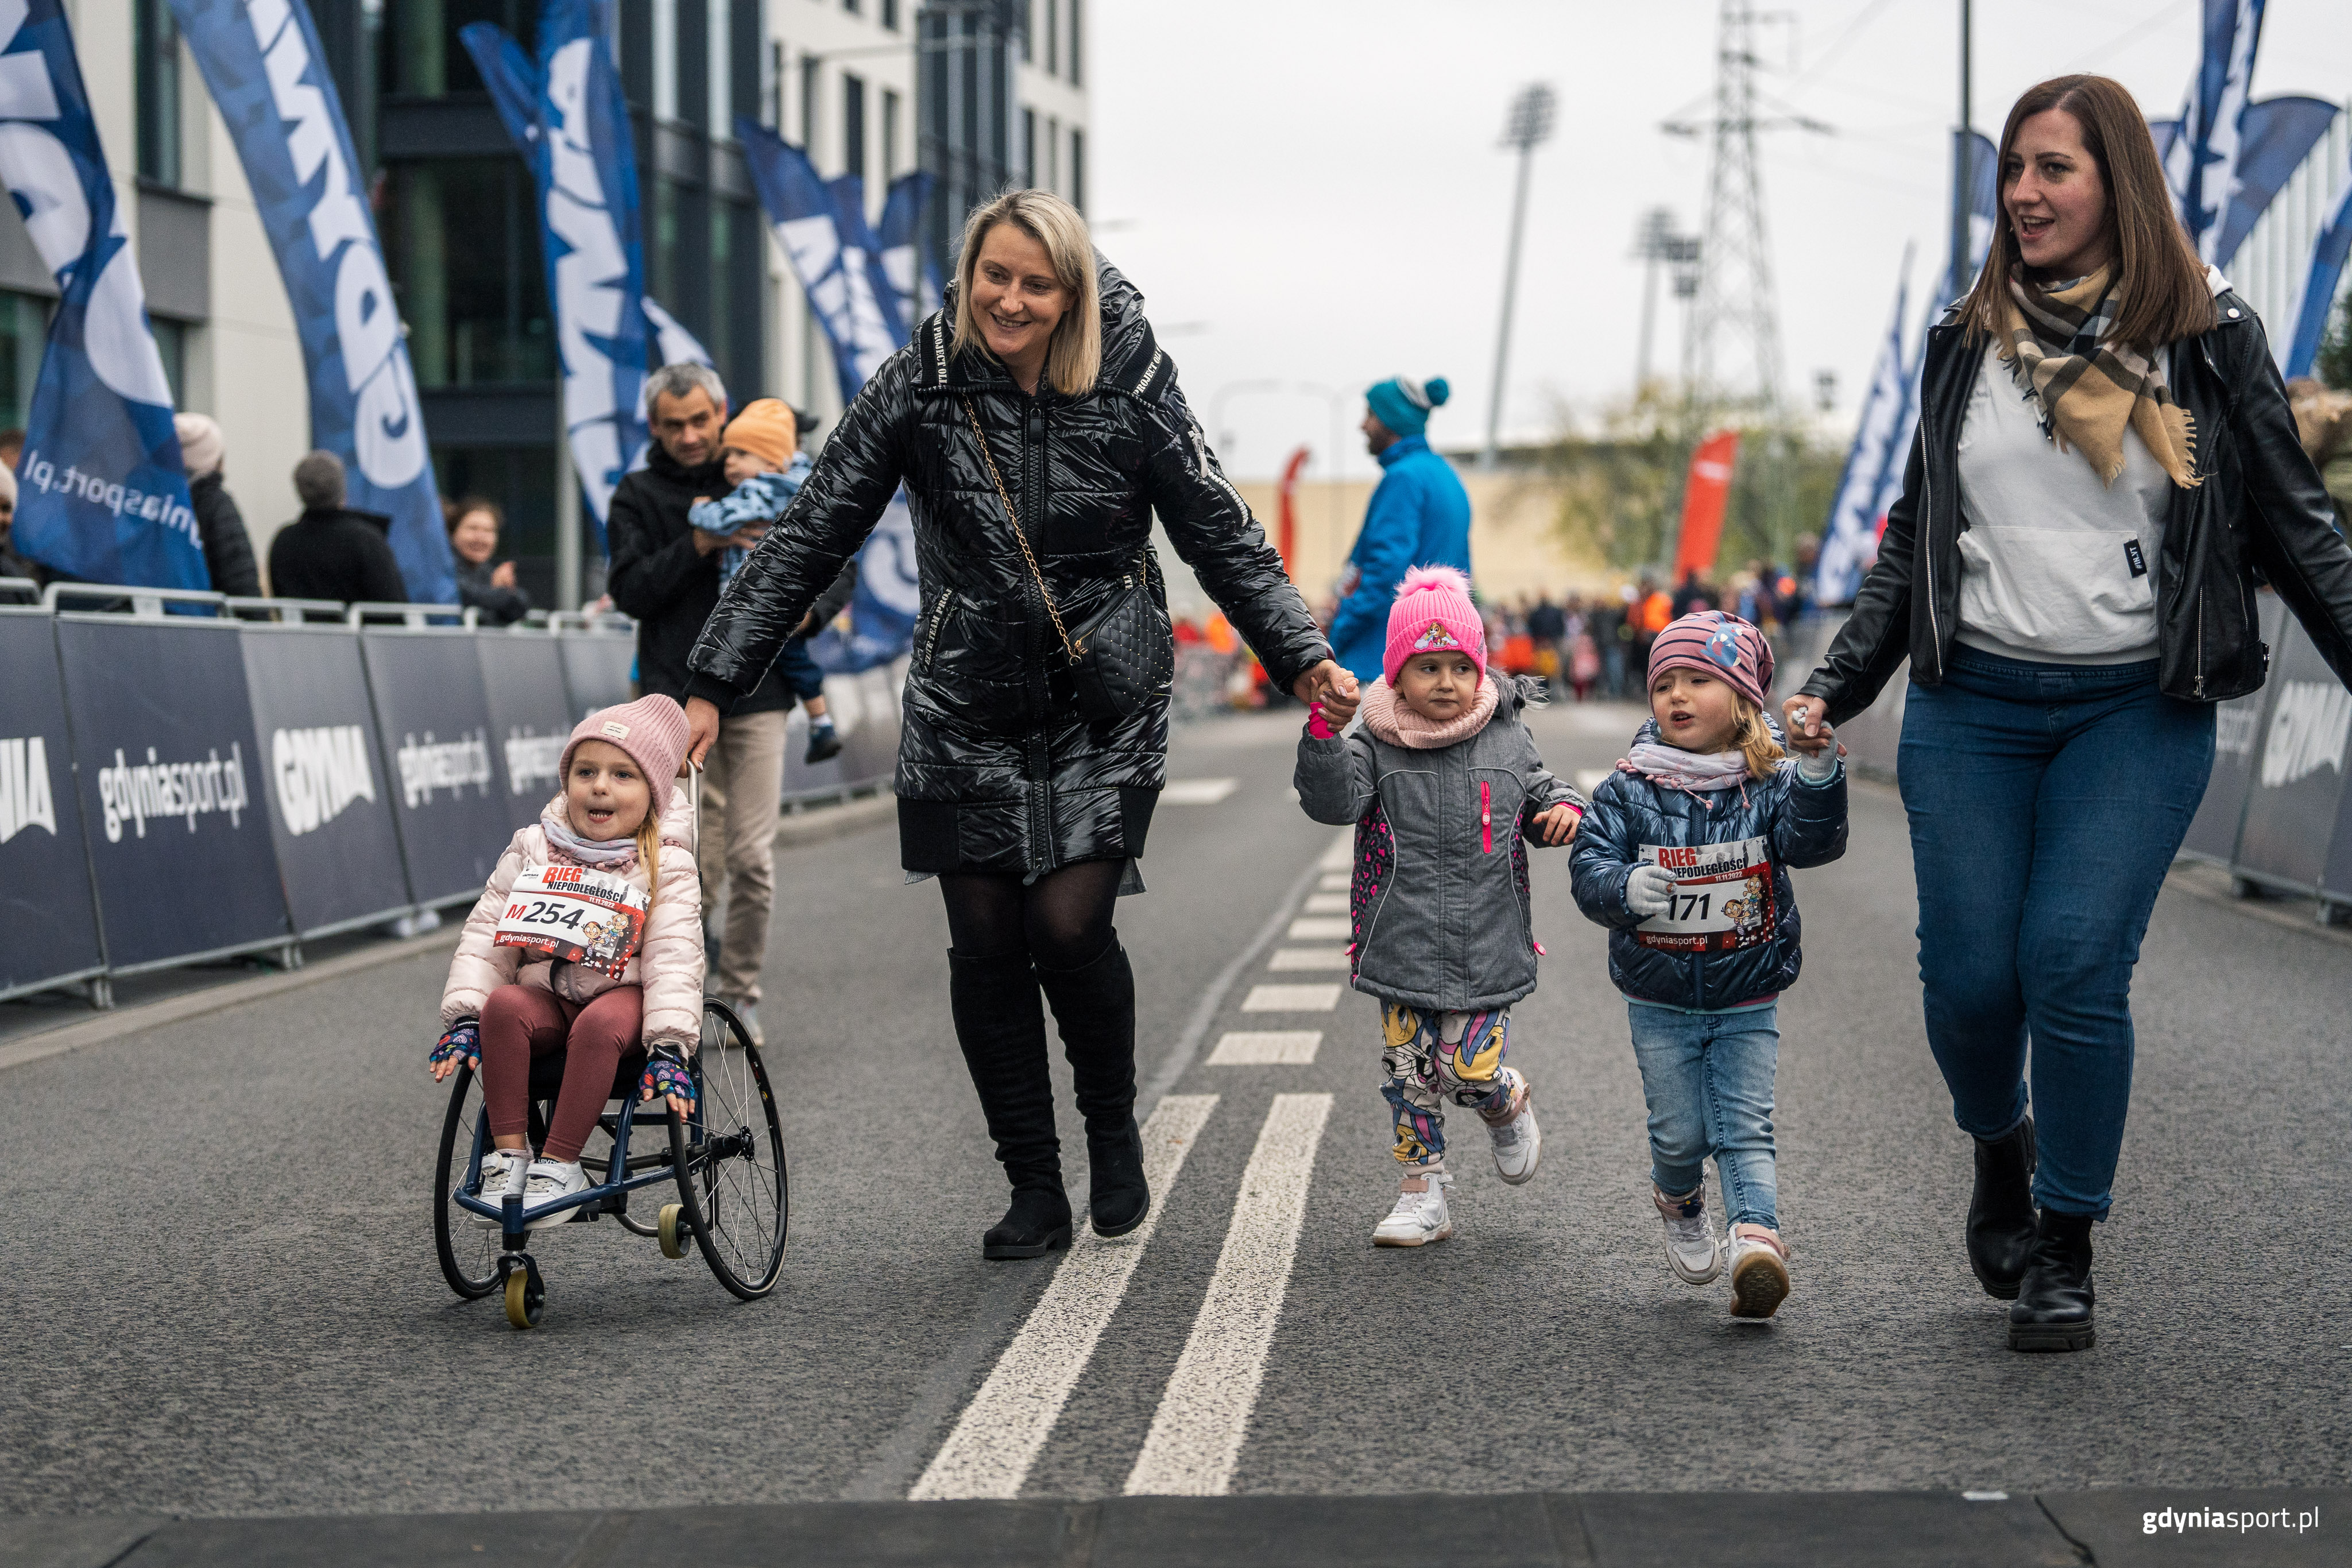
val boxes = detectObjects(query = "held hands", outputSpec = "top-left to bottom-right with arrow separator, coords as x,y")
1625,863 -> 1676,919
1292,660 -> 1361,725
1779,695 -> 1839,756
1531,802 -> 1582,846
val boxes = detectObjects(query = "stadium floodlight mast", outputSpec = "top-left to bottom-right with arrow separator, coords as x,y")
1481,81 -> 1557,468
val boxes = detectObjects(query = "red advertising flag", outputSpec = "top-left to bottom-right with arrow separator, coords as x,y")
1673,429 -> 1742,579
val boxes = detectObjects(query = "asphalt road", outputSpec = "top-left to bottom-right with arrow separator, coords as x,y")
6,700 -> 2350,1523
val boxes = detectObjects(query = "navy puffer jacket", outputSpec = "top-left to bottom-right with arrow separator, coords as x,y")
1568,718 -> 1847,1011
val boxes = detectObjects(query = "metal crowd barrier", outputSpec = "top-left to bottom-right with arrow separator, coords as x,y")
1779,599 -> 2352,924
0,587 -> 899,1011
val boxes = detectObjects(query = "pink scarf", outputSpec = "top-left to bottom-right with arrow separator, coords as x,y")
1616,742 -> 1755,808
1359,675 -> 1501,750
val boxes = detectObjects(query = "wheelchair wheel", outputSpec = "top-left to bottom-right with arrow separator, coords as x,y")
432,1066 -> 503,1299
667,998 -> 788,1299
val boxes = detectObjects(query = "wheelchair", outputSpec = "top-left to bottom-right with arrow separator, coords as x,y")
433,996 -> 787,1328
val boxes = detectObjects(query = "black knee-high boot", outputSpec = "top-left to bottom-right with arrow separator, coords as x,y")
947,948 -> 1071,1259
1035,936 -> 1150,1238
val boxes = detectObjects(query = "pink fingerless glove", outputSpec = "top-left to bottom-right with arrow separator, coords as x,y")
1306,702 -> 1339,740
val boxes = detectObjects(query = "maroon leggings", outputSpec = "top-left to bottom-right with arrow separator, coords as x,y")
480,984 -> 644,1162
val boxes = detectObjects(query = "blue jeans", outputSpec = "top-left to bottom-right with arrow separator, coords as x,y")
1898,649 -> 2214,1218
1627,1001 -> 1780,1229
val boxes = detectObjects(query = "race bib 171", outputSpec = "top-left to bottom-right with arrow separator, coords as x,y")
1634,836 -> 1774,954
492,865 -> 648,977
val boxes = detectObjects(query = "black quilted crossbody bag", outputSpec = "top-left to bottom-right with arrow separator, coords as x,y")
960,395 -> 1174,723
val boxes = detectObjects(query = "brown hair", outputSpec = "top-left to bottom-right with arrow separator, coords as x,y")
1734,698 -> 1785,780
446,495 -> 503,536
951,189 -> 1102,397
1959,75 -> 2215,350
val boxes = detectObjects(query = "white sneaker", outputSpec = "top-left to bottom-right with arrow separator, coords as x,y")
1483,1078 -> 1541,1185
1727,1227 -> 1792,1319
1654,1184 -> 1722,1283
471,1148 -> 527,1225
520,1157 -> 590,1230
719,994 -> 764,1046
1372,1172 -> 1454,1247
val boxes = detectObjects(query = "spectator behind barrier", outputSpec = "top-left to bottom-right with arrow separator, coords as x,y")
266,450 -> 407,605
447,495 -> 530,625
173,413 -> 262,599
0,462 -> 41,586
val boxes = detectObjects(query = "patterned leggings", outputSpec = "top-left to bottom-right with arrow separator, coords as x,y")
1378,1002 -> 1521,1170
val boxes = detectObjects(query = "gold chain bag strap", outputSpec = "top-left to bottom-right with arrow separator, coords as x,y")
958,394 -> 1173,722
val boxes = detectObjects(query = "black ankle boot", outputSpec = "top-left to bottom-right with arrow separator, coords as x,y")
1036,936 -> 1151,1238
2008,1208 -> 2096,1352
947,948 -> 1071,1259
1967,1116 -> 2037,1300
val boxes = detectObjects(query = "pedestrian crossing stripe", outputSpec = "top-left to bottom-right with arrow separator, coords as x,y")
1266,947 -> 1349,971
1299,892 -> 1348,914
1286,917 -> 1350,941
1241,984 -> 1340,1012
1205,1031 -> 1321,1065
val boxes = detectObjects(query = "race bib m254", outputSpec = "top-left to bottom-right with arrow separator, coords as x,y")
492,864 -> 648,977
1634,837 -> 1773,954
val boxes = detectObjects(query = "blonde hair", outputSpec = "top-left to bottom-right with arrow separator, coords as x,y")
1734,698 -> 1786,780
635,807 -> 660,913
951,189 -> 1101,397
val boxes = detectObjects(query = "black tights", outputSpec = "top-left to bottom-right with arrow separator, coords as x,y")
939,860 -> 1123,971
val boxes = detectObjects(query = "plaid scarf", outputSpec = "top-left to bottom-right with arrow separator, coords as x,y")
1999,265 -> 2198,490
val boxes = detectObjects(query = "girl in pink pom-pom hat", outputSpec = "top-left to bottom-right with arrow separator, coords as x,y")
1294,565 -> 1588,1248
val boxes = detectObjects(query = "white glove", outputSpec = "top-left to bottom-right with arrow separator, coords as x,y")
1625,862 -> 1676,919
1794,746 -> 1840,783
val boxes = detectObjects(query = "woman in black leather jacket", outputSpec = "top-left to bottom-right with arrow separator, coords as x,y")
1786,77 -> 2352,1356
683,190 -> 1358,1260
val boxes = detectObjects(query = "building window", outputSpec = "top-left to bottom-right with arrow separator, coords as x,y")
882,0 -> 899,30
800,53 -> 819,150
1068,0 -> 1080,86
385,160 -> 554,388
882,87 -> 900,179
150,320 -> 188,408
0,292 -> 48,431
648,175 -> 680,315
385,0 -> 537,98
1046,114 -> 1058,193
1070,127 -> 1083,213
843,73 -> 865,182
1020,0 -> 1032,63
135,0 -> 181,186
1022,107 -> 1035,189
767,38 -> 785,128
730,0 -> 761,137
1045,0 -> 1057,76
843,0 -> 859,13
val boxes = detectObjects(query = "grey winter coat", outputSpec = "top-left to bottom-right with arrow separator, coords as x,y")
1294,680 -> 1584,1012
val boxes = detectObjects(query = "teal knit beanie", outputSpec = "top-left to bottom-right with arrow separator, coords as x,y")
1365,375 -> 1450,438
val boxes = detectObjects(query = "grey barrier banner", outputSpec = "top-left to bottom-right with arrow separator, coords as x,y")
779,658 -> 904,802
478,632 -> 576,834
239,623 -> 415,938
557,632 -> 636,721
2179,594 -> 2289,865
2230,617 -> 2352,893
0,611 -> 105,997
53,615 -> 292,971
360,628 -> 514,907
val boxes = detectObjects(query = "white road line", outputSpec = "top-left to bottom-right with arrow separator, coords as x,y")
1317,831 -> 1352,871
1123,1093 -> 1334,1496
1205,1031 -> 1321,1066
908,1095 -> 1219,1501
1162,777 -> 1239,805
1241,984 -> 1339,1013
1316,873 -> 1349,892
1265,947 -> 1349,972
1299,892 -> 1348,915
1286,917 -> 1351,942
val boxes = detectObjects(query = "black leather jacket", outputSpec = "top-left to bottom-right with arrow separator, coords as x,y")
1798,281 -> 2352,722
687,259 -> 1329,880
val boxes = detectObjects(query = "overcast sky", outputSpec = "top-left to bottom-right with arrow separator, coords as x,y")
1089,0 -> 2352,484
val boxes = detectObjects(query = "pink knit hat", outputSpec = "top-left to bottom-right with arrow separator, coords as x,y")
1647,611 -> 1775,711
1383,566 -> 1486,686
560,694 -> 692,792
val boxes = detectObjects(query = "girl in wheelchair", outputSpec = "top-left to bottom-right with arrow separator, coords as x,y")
429,694 -> 705,1229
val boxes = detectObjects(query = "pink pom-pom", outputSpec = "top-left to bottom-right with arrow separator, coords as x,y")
1396,564 -> 1471,599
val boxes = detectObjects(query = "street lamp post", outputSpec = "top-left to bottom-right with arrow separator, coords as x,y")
1482,82 -> 1556,469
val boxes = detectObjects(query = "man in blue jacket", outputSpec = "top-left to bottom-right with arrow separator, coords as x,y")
1328,375 -> 1473,684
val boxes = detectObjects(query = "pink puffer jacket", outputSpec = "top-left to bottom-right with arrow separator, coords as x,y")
440,784 -> 705,1050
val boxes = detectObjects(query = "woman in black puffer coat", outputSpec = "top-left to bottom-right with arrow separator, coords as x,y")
684,191 -> 1357,1259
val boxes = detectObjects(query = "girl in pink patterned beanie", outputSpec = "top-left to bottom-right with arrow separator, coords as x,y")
1294,565 -> 1587,1249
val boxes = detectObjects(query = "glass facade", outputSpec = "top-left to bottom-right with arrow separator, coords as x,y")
152,320 -> 188,409
382,0 -> 535,98
135,0 -> 181,187
431,443 -> 558,607
0,292 -> 48,433
384,160 -> 554,388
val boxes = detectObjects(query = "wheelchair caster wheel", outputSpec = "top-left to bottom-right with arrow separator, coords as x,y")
659,1203 -> 689,1260
504,1264 -> 544,1329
